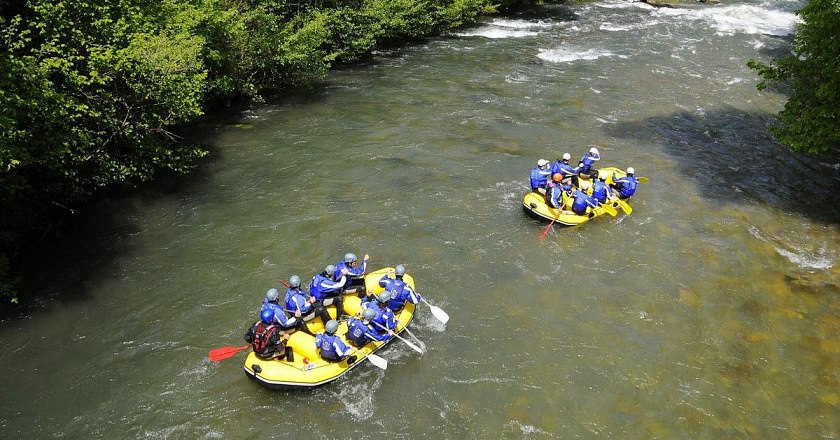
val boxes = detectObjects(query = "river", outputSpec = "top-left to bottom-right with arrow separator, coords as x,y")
3,0 -> 839,438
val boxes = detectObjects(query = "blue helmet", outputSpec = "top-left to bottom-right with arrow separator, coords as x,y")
395,265 -> 406,277
261,308 -> 274,324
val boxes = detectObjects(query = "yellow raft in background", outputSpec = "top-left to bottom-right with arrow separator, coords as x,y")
521,166 -> 630,226
243,267 -> 416,389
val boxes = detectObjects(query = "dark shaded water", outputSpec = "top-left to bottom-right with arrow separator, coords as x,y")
3,0 -> 839,438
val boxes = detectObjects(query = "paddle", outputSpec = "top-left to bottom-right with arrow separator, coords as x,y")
538,209 -> 561,239
348,348 -> 388,370
599,199 -> 617,216
613,197 -> 633,215
400,325 -> 426,352
637,176 -> 649,183
421,298 -> 450,324
372,321 -> 423,353
209,344 -> 250,362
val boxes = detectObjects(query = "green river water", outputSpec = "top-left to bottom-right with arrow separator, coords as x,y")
2,0 -> 839,438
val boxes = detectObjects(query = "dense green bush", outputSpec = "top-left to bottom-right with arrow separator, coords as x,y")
748,0 -> 840,156
1,0 -> 533,305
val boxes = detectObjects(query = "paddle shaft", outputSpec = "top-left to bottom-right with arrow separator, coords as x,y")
372,321 -> 423,353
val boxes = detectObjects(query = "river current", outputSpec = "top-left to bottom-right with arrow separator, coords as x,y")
3,0 -> 839,438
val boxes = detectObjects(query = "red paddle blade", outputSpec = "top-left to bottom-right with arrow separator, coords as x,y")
208,345 -> 250,362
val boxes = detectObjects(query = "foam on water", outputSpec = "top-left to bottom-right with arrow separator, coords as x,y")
654,3 -> 800,36
748,225 -> 835,270
537,48 -> 616,63
454,18 -> 556,39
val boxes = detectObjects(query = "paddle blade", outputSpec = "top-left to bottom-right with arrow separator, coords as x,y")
429,304 -> 450,324
637,176 -> 649,183
617,198 -> 633,215
208,345 -> 250,362
423,298 -> 450,324
538,218 -> 557,239
601,202 -> 617,217
398,334 -> 424,353
365,353 -> 388,370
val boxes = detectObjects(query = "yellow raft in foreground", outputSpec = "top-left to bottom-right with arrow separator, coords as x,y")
243,267 -> 416,389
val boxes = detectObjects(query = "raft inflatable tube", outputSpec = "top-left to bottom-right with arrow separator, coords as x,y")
243,267 -> 416,389
521,166 -> 629,226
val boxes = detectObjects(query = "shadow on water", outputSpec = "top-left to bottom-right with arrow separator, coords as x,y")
0,111 -> 251,323
605,106 -> 840,224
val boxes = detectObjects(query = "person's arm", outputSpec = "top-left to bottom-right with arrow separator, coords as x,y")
406,286 -> 421,305
243,324 -> 256,343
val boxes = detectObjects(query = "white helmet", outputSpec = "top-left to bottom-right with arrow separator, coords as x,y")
589,147 -> 600,156
537,159 -> 549,168
562,153 -> 571,161
626,167 -> 635,175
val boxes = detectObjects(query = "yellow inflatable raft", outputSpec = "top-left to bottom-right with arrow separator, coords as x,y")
243,267 -> 416,389
521,166 -> 630,226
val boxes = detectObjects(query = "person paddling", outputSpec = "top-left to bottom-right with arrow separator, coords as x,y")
590,171 -> 613,204
346,308 -> 388,347
378,264 -> 421,313
314,320 -> 356,364
611,167 -> 638,199
261,288 -> 298,331
362,292 -> 397,339
570,187 -> 598,216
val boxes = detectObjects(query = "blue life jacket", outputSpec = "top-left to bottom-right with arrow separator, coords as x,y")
347,318 -> 387,345
334,260 -> 366,281
613,175 -> 637,198
363,302 -> 397,334
284,287 -> 312,314
530,167 -> 550,190
578,152 -> 600,174
315,333 -> 341,360
591,180 -> 609,203
551,161 -> 576,177
261,300 -> 295,327
379,276 -> 420,312
546,182 -> 564,209
572,191 -> 596,215
309,273 -> 345,301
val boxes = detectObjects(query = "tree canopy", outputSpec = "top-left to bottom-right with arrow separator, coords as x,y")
748,0 -> 840,156
1,0 -> 517,304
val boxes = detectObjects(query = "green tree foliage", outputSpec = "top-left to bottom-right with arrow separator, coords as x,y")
0,0 -> 531,304
748,0 -> 840,156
